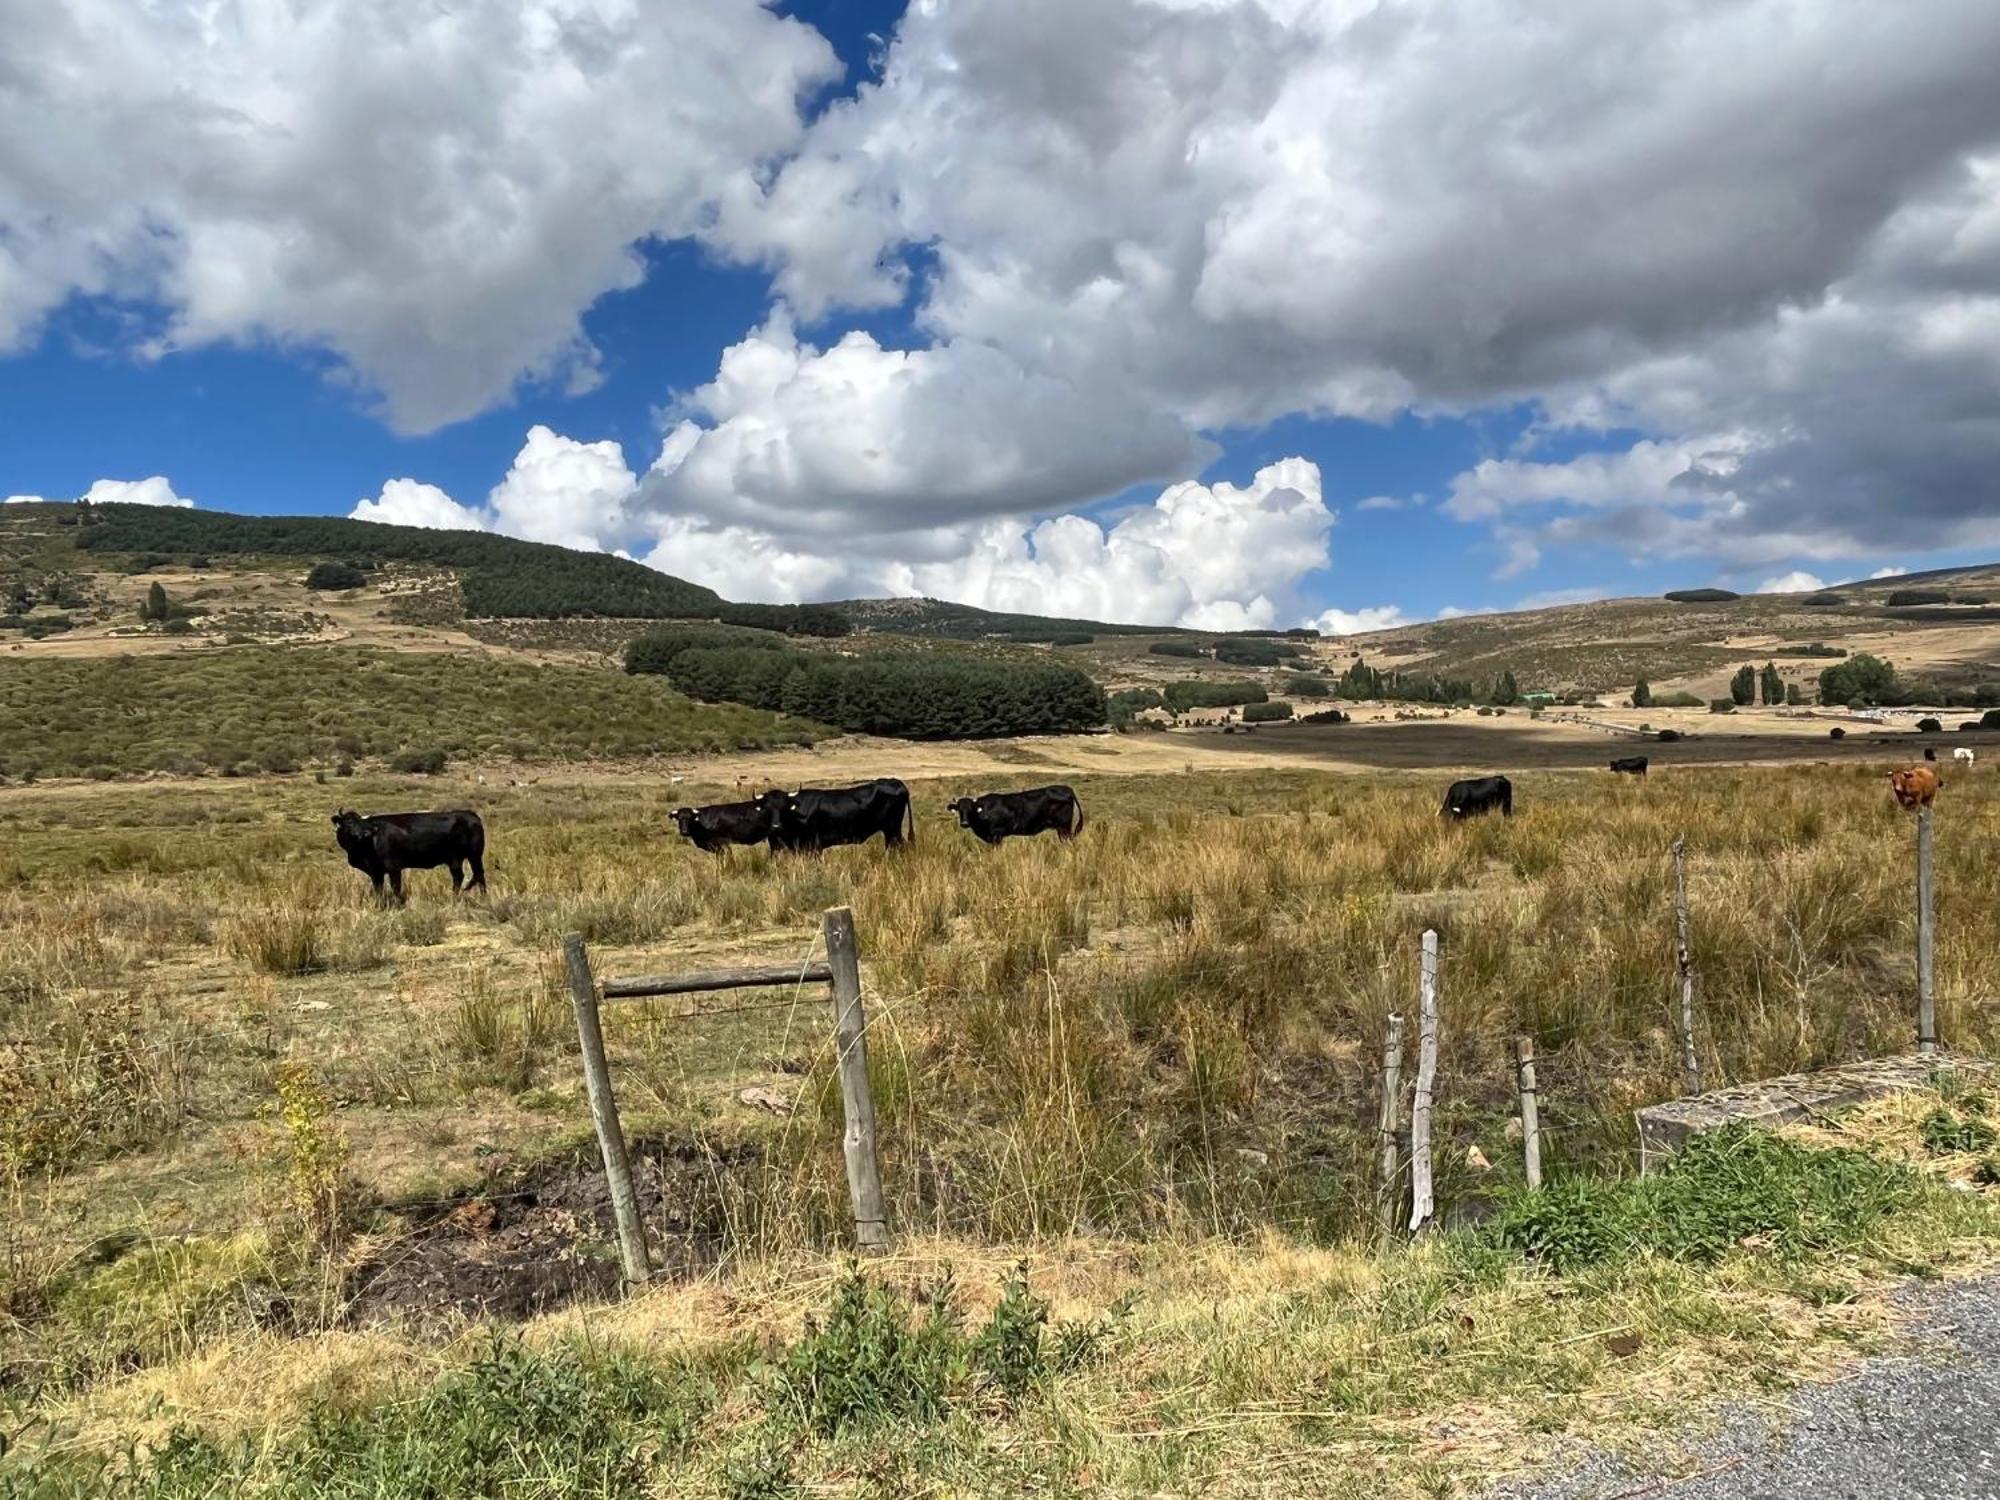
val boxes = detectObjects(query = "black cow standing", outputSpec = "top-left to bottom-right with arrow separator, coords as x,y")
760,779 -> 914,852
332,809 -> 486,902
949,785 -> 1085,845
1609,756 -> 1649,776
1440,775 -> 1512,820
670,798 -> 777,854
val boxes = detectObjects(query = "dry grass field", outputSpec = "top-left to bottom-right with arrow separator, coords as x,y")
5,752 -> 2000,1494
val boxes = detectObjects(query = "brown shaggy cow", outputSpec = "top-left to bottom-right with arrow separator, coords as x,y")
1888,766 -> 1942,810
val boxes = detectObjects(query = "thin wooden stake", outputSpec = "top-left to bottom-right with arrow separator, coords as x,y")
1917,804 -> 1937,1056
1515,1037 -> 1543,1191
562,933 -> 651,1287
1375,1012 -> 1405,1248
1408,930 -> 1440,1234
1671,837 -> 1702,1096
822,907 -> 890,1253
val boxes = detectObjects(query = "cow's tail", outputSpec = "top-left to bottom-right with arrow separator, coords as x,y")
1070,796 -> 1086,839
902,788 -> 916,846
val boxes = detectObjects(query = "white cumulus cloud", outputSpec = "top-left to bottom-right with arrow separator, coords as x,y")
84,477 -> 192,508
1308,606 -> 1409,636
1,0 -> 840,432
1757,570 -> 1828,594
350,479 -> 486,532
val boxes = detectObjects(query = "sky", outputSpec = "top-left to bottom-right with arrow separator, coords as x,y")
5,0 -> 2000,632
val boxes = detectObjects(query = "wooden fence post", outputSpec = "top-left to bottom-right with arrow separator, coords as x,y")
822,907 -> 890,1253
562,933 -> 652,1287
1515,1037 -> 1543,1191
1671,837 -> 1702,1096
1408,930 -> 1440,1234
1917,804 -> 1937,1056
1375,1012 -> 1405,1248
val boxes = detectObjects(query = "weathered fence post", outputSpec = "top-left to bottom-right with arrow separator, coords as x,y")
1671,838 -> 1702,1096
1515,1037 -> 1543,1191
1375,1012 -> 1405,1248
1917,804 -> 1937,1056
1408,929 -> 1440,1234
562,933 -> 652,1287
822,907 -> 890,1253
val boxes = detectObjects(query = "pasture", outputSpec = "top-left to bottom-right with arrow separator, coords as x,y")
5,756 -> 2000,1493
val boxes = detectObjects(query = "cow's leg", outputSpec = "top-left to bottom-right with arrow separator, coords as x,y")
389,868 -> 408,905
369,870 -> 388,905
448,859 -> 465,894
468,848 -> 487,892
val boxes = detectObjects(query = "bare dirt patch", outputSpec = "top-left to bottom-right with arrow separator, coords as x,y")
345,1137 -> 762,1335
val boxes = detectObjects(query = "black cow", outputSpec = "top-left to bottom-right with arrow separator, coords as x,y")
760,779 -> 914,852
671,798 -> 777,854
332,809 -> 485,902
1610,756 -> 1649,776
1656,729 -> 1684,743
1829,726 -> 1846,740
1440,775 -> 1512,820
948,785 -> 1085,846
1924,746 -> 1938,762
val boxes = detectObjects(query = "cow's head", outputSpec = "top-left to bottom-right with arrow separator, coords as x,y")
670,807 -> 699,837
330,809 -> 369,849
947,797 -> 977,827
755,789 -> 795,822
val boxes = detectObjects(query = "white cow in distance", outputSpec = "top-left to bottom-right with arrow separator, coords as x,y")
1954,747 -> 1976,765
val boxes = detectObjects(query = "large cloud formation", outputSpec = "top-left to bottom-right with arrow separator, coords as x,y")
693,0 -> 2000,578
1,0 -> 838,432
357,432 -> 1349,630
18,2 -> 2000,616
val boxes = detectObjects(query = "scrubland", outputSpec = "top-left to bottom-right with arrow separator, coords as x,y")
3,760 -> 1999,1495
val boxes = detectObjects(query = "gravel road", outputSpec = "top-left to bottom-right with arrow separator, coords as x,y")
1497,1272 -> 2000,1500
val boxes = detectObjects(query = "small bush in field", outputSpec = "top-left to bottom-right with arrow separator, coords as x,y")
389,747 -> 448,775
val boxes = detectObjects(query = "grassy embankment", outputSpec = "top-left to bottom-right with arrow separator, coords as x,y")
3,762 -> 1998,1492
0,647 -> 820,780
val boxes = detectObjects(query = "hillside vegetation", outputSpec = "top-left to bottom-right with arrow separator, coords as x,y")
0,647 -> 818,779
62,503 -> 724,620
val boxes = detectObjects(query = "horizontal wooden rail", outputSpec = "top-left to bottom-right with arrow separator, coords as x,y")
600,961 -> 833,1000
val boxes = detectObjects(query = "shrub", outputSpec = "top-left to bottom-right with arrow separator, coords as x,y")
1887,589 -> 1950,607
389,747 -> 449,775
1299,707 -> 1351,724
1485,1125 -> 1917,1273
1917,718 -> 1943,734
1663,588 -> 1740,603
1242,701 -> 1293,722
1162,679 -> 1267,713
1657,728 -> 1683,742
1283,673 -> 1330,697
1709,699 -> 1736,714
1631,677 -> 1651,708
1147,641 -> 1204,659
1957,594 -> 1990,606
1801,592 -> 1847,606
305,561 -> 368,592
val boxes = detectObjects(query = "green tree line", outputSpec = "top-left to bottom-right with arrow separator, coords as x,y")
626,631 -> 1105,739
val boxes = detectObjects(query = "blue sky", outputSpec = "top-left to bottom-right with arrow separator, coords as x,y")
6,1 -> 1997,629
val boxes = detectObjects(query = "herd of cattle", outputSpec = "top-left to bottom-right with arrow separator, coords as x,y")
329,747 -> 1973,899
